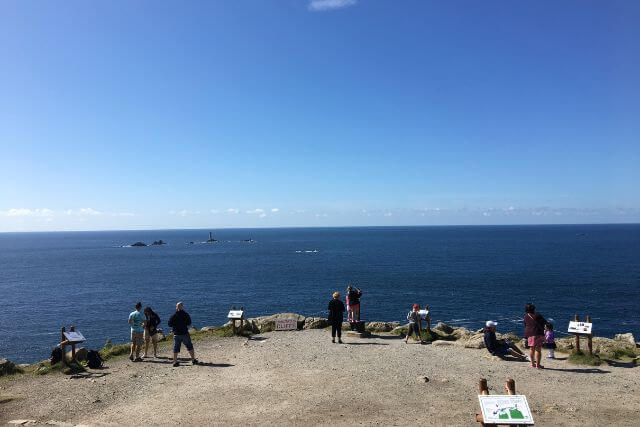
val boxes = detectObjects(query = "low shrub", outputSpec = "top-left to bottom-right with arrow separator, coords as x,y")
568,350 -> 602,366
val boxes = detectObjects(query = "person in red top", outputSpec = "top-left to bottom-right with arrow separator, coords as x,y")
523,303 -> 547,369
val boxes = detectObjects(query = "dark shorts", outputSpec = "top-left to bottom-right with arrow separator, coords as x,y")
173,334 -> 194,353
493,344 -> 510,356
408,323 -> 421,337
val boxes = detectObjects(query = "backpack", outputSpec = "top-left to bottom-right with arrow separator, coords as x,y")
50,347 -> 63,366
86,350 -> 104,369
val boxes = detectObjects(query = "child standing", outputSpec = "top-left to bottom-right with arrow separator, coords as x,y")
544,323 -> 556,359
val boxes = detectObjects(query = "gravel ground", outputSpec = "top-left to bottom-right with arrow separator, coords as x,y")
1,329 -> 639,426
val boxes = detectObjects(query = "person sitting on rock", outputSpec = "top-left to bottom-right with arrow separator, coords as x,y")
483,321 -> 527,360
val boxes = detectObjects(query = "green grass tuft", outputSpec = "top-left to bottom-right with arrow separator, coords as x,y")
99,340 -> 131,360
568,350 -> 602,366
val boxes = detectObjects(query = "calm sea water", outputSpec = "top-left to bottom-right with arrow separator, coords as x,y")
1,224 -> 639,363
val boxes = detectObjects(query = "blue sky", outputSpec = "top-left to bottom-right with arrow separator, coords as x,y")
1,0 -> 639,231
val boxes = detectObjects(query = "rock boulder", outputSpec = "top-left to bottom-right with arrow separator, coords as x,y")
434,322 -> 455,334
253,313 -> 306,332
365,322 -> 400,333
614,333 -> 636,345
304,317 -> 329,329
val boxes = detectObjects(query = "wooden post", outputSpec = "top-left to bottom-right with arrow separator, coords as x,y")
574,314 -> 581,353
586,315 -> 593,355
70,325 -> 76,361
60,327 -> 67,367
505,378 -> 516,395
479,378 -> 489,395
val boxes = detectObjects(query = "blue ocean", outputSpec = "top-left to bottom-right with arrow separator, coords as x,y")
1,224 -> 639,363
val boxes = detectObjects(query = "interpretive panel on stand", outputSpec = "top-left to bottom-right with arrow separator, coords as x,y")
568,321 -> 592,335
227,310 -> 244,320
63,331 -> 86,343
478,395 -> 534,425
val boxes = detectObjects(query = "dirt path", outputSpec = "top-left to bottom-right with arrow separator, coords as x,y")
2,329 -> 639,426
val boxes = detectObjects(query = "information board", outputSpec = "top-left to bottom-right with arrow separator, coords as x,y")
418,309 -> 429,320
275,319 -> 297,331
227,310 -> 244,320
478,395 -> 534,425
63,331 -> 86,343
568,321 -> 592,335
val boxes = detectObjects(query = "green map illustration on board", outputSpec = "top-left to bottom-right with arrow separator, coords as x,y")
496,406 -> 525,420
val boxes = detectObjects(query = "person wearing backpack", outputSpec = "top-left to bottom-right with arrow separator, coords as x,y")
143,306 -> 161,358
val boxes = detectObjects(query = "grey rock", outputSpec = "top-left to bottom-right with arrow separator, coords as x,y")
304,317 -> 330,329
434,322 -> 455,334
365,321 -> 400,333
253,313 -> 306,332
614,333 -> 636,345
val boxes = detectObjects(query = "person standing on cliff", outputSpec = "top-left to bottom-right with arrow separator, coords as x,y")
168,302 -> 198,367
328,291 -> 345,344
524,303 -> 547,369
346,285 -> 362,323
128,302 -> 145,362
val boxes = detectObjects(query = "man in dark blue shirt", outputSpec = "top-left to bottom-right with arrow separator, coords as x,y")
168,302 -> 198,367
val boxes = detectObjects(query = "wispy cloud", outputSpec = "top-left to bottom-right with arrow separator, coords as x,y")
308,0 -> 357,12
0,208 -> 53,217
66,208 -> 101,216
227,208 -> 240,214
271,208 -> 280,213
210,209 -> 220,214
246,208 -> 265,215
169,209 -> 200,217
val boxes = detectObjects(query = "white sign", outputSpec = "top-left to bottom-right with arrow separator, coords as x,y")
63,331 -> 86,343
275,319 -> 297,331
568,321 -> 592,335
418,309 -> 430,320
227,310 -> 244,320
478,395 -> 534,425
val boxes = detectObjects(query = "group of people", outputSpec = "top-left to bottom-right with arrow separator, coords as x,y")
484,303 -> 556,369
327,285 -> 431,344
128,301 -> 199,367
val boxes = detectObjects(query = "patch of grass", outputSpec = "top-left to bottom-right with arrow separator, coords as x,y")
602,347 -> 638,360
32,360 -> 85,375
568,350 -> 602,366
189,325 -> 252,340
99,339 -> 131,360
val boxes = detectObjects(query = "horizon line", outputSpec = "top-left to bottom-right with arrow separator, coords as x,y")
1,221 -> 639,234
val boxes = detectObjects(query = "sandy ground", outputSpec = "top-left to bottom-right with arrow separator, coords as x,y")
1,329 -> 639,426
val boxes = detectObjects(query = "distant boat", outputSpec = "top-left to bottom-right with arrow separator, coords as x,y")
207,232 -> 217,243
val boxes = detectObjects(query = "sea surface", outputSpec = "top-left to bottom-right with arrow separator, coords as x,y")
1,224 -> 639,363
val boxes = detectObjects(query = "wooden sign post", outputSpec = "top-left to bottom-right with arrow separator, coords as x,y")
60,326 -> 86,367
568,315 -> 593,355
227,307 -> 245,335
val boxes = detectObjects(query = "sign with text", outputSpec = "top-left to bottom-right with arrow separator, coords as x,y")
275,319 -> 298,331
63,331 -> 86,343
568,321 -> 592,335
227,310 -> 244,320
478,395 -> 534,425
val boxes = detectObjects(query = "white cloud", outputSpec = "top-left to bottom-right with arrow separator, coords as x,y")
246,208 -> 265,215
210,209 -> 220,214
111,212 -> 135,217
227,208 -> 240,214
309,0 -> 357,12
271,208 -> 280,213
315,213 -> 328,218
169,209 -> 200,217
1,208 -> 53,217
259,213 -> 267,218
383,212 -> 393,217
66,208 -> 101,216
